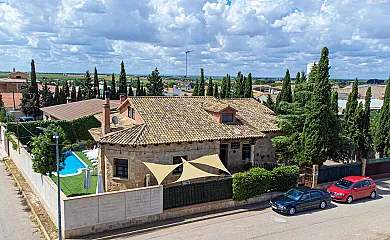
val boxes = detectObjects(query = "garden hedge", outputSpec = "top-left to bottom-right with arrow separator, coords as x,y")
232,166 -> 299,201
7,115 -> 101,145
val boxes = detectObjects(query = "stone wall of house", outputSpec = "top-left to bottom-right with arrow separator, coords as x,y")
9,72 -> 27,79
101,141 -> 220,191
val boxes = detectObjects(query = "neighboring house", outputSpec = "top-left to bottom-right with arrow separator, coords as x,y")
164,86 -> 183,96
337,84 -> 386,100
90,96 -> 281,191
40,98 -> 121,120
0,71 -> 28,92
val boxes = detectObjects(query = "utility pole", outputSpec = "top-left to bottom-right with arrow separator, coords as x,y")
185,50 -> 194,77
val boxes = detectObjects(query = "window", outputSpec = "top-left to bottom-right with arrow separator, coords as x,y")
221,113 -> 233,123
128,107 -> 131,118
114,159 -> 128,178
301,193 -> 310,201
354,181 -> 364,189
173,156 -> 187,174
242,144 -> 251,160
310,191 -> 322,199
231,142 -> 240,149
131,108 -> 135,120
363,180 -> 373,187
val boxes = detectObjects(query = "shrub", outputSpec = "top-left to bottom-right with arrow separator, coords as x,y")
232,165 -> 299,201
85,139 -> 93,149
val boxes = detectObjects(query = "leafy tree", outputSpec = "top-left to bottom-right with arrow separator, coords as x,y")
118,61 -> 127,96
213,82 -> 218,97
263,95 -> 275,111
198,68 -> 205,96
275,69 -> 292,114
193,79 -> 199,96
110,73 -> 118,100
93,67 -> 100,98
79,70 -> 93,100
206,77 -> 213,96
234,71 -> 244,97
244,72 -> 253,98
0,94 -> 6,122
71,85 -> 77,102
136,76 -> 142,96
31,124 -> 67,178
21,59 -> 40,117
295,72 -> 301,84
102,80 -> 108,99
146,68 -> 164,96
375,77 -> 390,157
40,81 -> 53,107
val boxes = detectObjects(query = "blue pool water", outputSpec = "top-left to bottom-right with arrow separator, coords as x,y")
59,152 -> 87,176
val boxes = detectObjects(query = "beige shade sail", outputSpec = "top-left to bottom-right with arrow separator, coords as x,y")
189,154 -> 231,175
174,159 -> 219,183
143,162 -> 181,185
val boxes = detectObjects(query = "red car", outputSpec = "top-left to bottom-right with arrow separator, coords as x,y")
327,176 -> 376,204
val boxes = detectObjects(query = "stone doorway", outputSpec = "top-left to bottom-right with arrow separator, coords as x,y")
219,144 -> 228,168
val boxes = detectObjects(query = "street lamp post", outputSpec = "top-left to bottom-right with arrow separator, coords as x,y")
185,50 -> 194,77
36,127 -> 61,240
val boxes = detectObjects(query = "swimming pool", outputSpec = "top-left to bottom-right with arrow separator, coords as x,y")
56,152 -> 88,177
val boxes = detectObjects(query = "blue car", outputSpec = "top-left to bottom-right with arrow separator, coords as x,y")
270,186 -> 331,215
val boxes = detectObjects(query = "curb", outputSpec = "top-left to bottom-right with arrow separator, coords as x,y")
4,159 -> 52,240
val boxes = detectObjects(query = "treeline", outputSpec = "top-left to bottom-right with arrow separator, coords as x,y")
192,68 -> 253,98
20,60 -> 165,118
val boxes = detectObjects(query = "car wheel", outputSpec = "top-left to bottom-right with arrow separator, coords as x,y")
288,207 -> 296,216
319,201 -> 327,209
346,196 -> 353,204
370,191 -> 376,199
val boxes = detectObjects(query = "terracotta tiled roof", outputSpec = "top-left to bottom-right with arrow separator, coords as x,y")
203,101 -> 232,112
40,99 -> 121,120
98,97 -> 279,146
0,78 -> 26,84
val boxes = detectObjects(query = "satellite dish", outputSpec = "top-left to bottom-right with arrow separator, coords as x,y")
112,116 -> 119,125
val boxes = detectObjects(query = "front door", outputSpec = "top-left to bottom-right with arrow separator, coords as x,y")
219,144 -> 228,168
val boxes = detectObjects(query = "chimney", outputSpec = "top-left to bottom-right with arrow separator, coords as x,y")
120,94 -> 125,104
102,91 -> 111,134
66,97 -> 72,104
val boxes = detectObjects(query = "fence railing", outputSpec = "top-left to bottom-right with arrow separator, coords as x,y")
366,158 -> 390,177
163,178 -> 233,210
318,162 -> 362,184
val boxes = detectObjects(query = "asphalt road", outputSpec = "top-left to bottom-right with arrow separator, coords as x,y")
99,178 -> 390,240
0,161 -> 42,240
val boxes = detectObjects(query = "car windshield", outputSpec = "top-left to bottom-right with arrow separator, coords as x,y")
335,179 -> 354,189
284,189 -> 303,201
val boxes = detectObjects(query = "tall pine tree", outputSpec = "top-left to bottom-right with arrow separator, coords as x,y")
193,79 -> 199,96
295,72 -> 301,84
110,73 -> 118,100
93,67 -> 100,98
118,61 -> 127,96
64,80 -> 70,98
275,69 -> 292,114
234,71 -> 244,97
375,77 -> 390,157
40,81 -> 53,107
227,74 -> 231,98
21,59 -> 40,117
80,70 -> 93,100
301,71 -> 306,83
206,77 -> 213,96
102,80 -> 108,99
146,68 -> 164,96
362,87 -> 372,158
198,68 -> 205,96
71,85 -> 77,102
220,75 -> 227,98
136,76 -> 142,96
213,82 -> 218,97
54,82 -> 59,105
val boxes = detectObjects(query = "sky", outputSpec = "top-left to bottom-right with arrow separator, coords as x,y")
0,0 -> 390,79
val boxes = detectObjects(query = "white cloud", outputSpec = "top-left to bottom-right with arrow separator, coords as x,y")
0,0 -> 389,79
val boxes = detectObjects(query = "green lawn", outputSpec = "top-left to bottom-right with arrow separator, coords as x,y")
52,151 -> 98,197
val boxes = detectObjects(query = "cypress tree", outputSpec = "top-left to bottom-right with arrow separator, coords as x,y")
296,72 -> 301,84
308,64 -> 317,83
344,79 -> 359,125
54,82 -> 59,105
118,61 -> 127,96
40,81 -> 53,107
303,47 -> 335,165
199,68 -> 205,96
375,77 -> 390,157
59,88 -> 66,104
193,79 -> 199,96
128,87 -> 133,97
352,102 -> 365,160
77,89 -> 82,101
362,87 -> 372,158
220,75 -> 227,98
234,71 -> 244,97
64,80 -> 70,98
213,82 -> 218,98
244,72 -> 253,98
263,94 -> 276,112
330,91 -> 339,115
227,74 -> 231,98
80,70 -> 93,100
142,87 -> 147,96
93,67 -> 100,98
206,77 -> 213,96
110,73 -> 117,100
275,69 -> 292,114
71,85 -> 76,102
136,76 -> 142,96
21,59 -> 40,117
146,68 -> 164,96
102,80 -> 107,99
301,71 -> 306,83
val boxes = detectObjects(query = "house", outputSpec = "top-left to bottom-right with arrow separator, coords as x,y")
0,71 -> 28,92
90,96 -> 281,191
40,98 -> 121,120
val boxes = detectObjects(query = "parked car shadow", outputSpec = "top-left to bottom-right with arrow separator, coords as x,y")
333,195 -> 384,205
